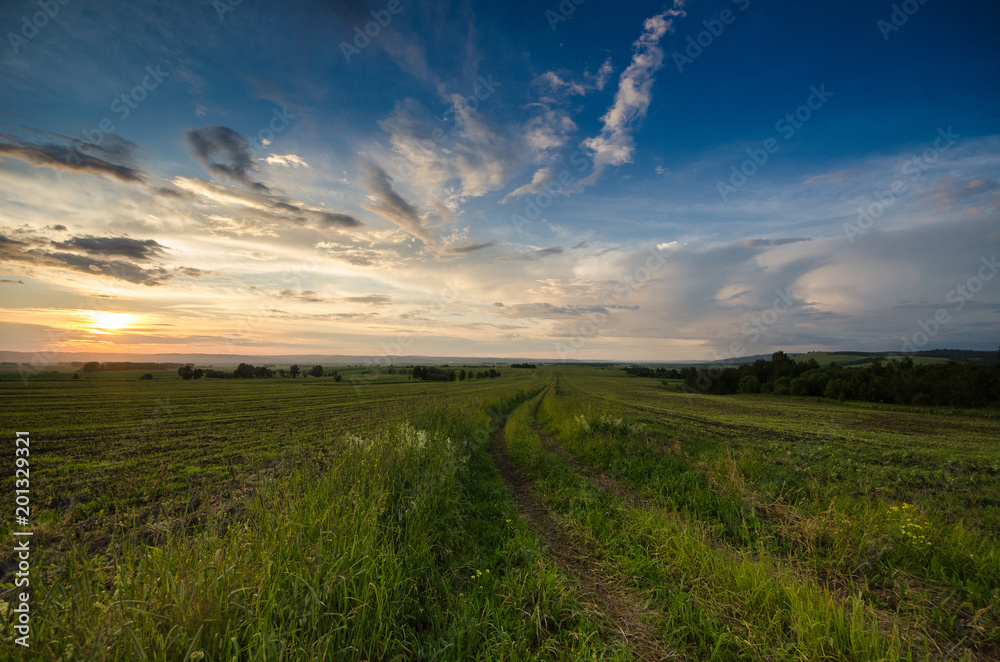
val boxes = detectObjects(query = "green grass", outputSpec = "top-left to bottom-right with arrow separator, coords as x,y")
2,367 -> 998,659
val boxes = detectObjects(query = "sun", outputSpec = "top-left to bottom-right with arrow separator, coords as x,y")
88,311 -> 136,335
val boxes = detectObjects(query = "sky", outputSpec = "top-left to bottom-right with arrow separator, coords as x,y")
1,0 -> 998,361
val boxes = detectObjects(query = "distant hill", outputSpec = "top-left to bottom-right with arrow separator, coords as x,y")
674,349 -> 998,370
791,350 -> 997,367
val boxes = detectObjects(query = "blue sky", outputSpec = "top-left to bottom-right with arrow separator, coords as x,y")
1,0 -> 998,360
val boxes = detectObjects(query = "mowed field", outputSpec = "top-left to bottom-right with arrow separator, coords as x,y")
1,367 -> 999,660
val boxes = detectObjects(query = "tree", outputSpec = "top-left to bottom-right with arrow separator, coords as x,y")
290,364 -> 300,378
459,369 -> 466,380
738,375 -> 761,394
310,365 -> 324,377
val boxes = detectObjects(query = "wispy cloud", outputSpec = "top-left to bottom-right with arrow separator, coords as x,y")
360,162 -> 435,243
185,126 -> 268,191
578,5 -> 685,188
0,132 -> 145,183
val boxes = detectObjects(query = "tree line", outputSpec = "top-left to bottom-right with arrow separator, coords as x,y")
411,366 -> 501,381
665,351 -> 1000,408
80,361 -> 184,372
176,363 -> 502,382
177,363 -> 342,380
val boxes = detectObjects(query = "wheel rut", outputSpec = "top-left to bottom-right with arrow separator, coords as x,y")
487,423 -> 679,662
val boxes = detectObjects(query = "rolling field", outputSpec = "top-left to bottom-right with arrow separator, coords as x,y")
2,367 -> 998,660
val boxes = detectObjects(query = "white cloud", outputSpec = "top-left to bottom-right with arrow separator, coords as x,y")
265,154 -> 310,168
578,6 -> 685,188
500,167 -> 554,203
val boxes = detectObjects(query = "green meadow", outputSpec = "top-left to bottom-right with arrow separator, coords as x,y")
1,367 -> 998,660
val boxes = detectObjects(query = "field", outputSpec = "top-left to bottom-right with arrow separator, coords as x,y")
2,367 -> 999,660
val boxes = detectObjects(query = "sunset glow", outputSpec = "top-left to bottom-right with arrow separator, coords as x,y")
1,1 -> 997,360
87,312 -> 136,335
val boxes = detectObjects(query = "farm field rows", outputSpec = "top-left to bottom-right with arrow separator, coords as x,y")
2,367 -> 998,659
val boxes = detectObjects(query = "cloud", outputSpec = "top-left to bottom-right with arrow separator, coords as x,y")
342,294 -> 392,306
277,289 -> 326,303
534,58 -> 614,98
578,6 -> 685,188
380,97 -> 523,211
360,162 -> 435,243
51,236 -> 167,260
1,279 -> 24,284
0,229 -> 193,286
524,110 -> 577,156
491,302 -> 612,320
738,238 -> 812,248
185,126 -> 268,191
265,153 -> 310,168
497,246 -> 564,262
173,176 -> 363,231
500,167 -> 555,203
439,241 -> 497,256
0,132 -> 145,183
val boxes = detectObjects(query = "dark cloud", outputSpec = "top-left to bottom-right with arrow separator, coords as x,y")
173,177 -> 364,233
315,211 -> 363,228
440,241 -> 497,255
1,279 -> 25,284
0,133 -> 145,183
360,162 -> 434,243
185,126 -> 268,191
342,294 -> 392,305
0,229 -> 202,286
154,186 -> 190,198
278,289 -> 326,302
51,236 -> 167,261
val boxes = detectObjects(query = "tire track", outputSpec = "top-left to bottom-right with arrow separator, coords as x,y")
487,421 -> 679,662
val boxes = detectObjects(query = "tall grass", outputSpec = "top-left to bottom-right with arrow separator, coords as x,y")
504,388 -> 915,660
4,389 -> 630,660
